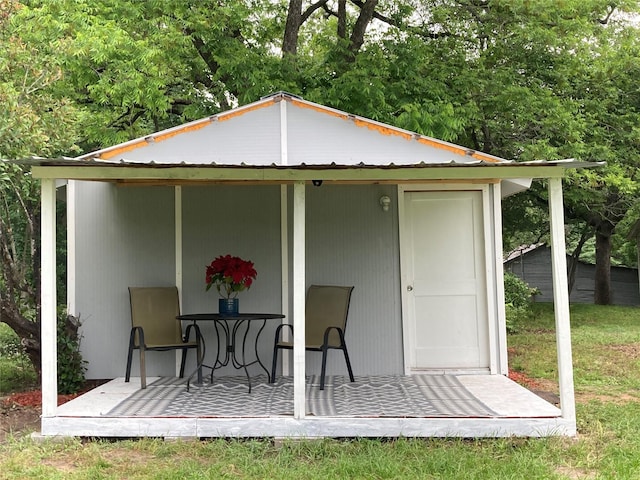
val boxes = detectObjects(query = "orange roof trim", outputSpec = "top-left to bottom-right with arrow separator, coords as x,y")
218,100 -> 274,122
353,118 -> 413,141
98,140 -> 147,160
291,98 -> 349,120
98,119 -> 212,160
97,100 -> 276,160
416,136 -> 460,155
153,121 -> 211,143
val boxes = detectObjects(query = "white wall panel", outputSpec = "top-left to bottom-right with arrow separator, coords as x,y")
76,182 -> 403,380
75,182 -> 175,379
113,103 -> 281,165
303,185 -> 403,375
287,106 -> 472,165
181,186 -> 283,377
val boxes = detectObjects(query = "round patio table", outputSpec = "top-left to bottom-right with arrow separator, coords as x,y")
177,313 -> 285,393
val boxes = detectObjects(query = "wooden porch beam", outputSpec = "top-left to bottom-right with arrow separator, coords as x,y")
32,165 -> 566,182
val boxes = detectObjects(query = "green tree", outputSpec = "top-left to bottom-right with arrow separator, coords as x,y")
565,24 -> 640,303
8,0 -> 639,351
497,9 -> 640,303
0,0 -> 80,379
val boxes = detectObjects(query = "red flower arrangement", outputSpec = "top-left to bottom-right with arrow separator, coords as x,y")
205,254 -> 257,299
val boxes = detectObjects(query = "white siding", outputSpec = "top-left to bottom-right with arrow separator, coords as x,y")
286,106 -> 472,166
75,182 -> 176,379
114,103 -> 282,165
180,185 -> 283,375
304,185 -> 403,375
76,183 -> 404,379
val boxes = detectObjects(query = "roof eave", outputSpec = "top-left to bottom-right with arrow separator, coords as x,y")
30,162 -> 580,182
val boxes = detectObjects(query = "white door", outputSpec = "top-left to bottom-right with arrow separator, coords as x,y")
402,190 -> 489,371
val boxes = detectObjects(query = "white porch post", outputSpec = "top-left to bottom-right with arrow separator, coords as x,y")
548,177 -> 576,427
41,178 -> 58,418
492,182 -> 509,375
175,185 -> 183,374
292,182 -> 306,418
175,186 -> 183,297
280,99 -> 292,376
66,180 -> 76,314
280,185 -> 291,375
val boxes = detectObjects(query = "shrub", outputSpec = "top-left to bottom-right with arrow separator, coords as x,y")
0,323 -> 38,393
57,312 -> 87,394
0,323 -> 23,358
504,272 -> 538,333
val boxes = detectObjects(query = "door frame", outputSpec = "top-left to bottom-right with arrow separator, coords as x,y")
398,183 -> 504,375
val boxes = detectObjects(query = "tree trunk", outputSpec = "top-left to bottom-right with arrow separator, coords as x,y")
567,227 -> 592,295
283,0 -> 303,56
594,222 -> 614,305
348,0 -> 379,57
338,0 -> 347,39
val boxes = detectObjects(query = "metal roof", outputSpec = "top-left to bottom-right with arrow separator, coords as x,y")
14,92 -> 603,193
17,156 -> 601,170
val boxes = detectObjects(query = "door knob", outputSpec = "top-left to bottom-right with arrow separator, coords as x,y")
407,285 -> 413,291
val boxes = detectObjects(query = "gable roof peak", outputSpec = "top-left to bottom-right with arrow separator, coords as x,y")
260,91 -> 303,101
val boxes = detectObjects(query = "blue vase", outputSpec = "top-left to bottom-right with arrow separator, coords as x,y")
219,298 -> 239,315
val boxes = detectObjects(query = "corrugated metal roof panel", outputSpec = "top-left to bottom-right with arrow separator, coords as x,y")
16,156 -> 602,170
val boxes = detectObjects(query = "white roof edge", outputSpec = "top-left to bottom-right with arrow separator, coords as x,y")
501,178 -> 533,197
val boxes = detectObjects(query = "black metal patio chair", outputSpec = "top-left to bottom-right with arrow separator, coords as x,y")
125,286 -> 202,389
270,285 -> 355,390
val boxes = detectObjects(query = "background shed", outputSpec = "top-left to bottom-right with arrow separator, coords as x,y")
504,244 -> 640,306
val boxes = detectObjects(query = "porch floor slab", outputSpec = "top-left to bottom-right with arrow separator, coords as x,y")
47,374 -> 570,438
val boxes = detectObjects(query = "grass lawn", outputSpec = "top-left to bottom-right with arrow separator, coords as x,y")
2,303 -> 640,479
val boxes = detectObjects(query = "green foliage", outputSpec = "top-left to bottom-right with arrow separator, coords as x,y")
0,322 -> 22,357
0,355 -> 37,394
0,0 -> 81,158
0,323 -> 37,393
56,312 -> 86,394
614,204 -> 640,267
503,272 -> 538,333
500,11 -> 640,269
2,0 -> 639,374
